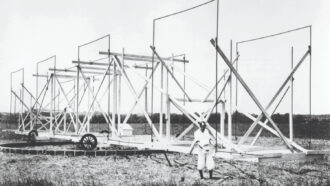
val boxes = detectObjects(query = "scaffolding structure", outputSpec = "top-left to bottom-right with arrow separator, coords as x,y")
9,0 -> 327,162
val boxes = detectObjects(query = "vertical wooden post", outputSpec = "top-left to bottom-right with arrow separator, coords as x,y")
108,37 -> 112,136
57,90 -> 60,115
183,56 -> 186,106
166,54 -> 172,141
215,0 -> 220,149
223,69 -> 226,100
64,107 -> 67,133
34,68 -> 38,129
289,47 -> 294,141
73,78 -> 76,123
50,75 -> 54,134
151,20 -> 155,115
20,69 -> 24,130
10,73 -> 12,118
235,43 -> 239,140
145,64 -> 148,112
19,90 -> 22,131
30,93 -> 33,131
145,64 -> 148,134
76,48 -> 81,134
92,76 -> 95,112
160,55 -> 164,138
309,26 -> 312,148
14,94 -> 17,115
113,57 -> 117,134
36,65 -> 38,111
228,40 -> 233,142
22,69 -> 24,118
87,78 -> 90,133
221,101 -> 225,137
53,56 -> 56,131
118,48 -> 124,127
76,66 -> 80,134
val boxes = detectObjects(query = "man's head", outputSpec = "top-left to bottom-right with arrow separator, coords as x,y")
198,121 -> 206,132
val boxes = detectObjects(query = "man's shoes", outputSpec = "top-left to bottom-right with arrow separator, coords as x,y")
199,170 -> 204,179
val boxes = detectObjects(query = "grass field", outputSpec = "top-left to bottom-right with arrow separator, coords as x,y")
1,147 -> 330,185
1,122 -> 330,185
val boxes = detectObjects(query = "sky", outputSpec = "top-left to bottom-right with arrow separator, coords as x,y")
0,0 -> 329,115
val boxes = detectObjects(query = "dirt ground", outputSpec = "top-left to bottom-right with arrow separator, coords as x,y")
1,149 -> 330,185
1,131 -> 330,185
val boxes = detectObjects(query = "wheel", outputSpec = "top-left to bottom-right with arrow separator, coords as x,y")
28,130 -> 38,143
80,134 -> 98,150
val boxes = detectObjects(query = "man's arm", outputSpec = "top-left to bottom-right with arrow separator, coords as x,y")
209,138 -> 216,146
206,130 -> 216,146
188,139 -> 200,154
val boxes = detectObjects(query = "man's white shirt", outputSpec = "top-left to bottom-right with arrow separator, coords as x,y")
194,129 -> 212,147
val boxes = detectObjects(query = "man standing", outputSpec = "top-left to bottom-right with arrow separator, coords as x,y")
189,120 -> 215,179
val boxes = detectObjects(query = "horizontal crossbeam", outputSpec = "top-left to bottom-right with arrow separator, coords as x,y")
175,98 -> 214,103
72,61 -> 152,70
49,68 -> 116,76
99,51 -> 188,63
33,74 -> 88,79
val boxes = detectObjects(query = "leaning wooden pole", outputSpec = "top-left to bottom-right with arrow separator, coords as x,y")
210,39 -> 295,152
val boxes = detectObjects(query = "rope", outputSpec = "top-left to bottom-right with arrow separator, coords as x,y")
237,25 -> 311,45
154,0 -> 215,21
78,34 -> 110,48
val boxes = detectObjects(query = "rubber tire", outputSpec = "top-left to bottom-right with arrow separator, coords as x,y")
28,130 -> 38,143
80,134 -> 98,150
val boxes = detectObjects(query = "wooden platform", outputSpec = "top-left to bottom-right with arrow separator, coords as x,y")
11,132 -> 330,162
103,135 -> 330,162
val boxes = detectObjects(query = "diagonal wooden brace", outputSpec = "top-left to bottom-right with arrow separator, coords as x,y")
238,46 -> 311,146
210,39 -> 300,152
151,46 -> 192,102
112,55 -> 160,139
